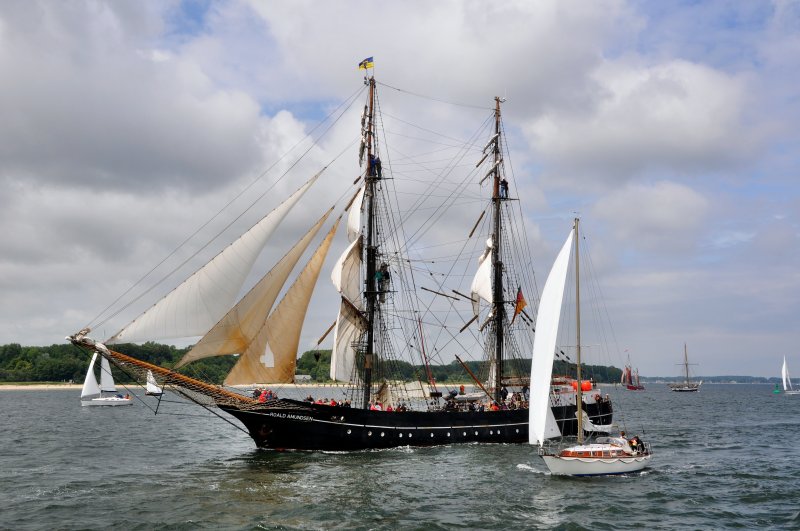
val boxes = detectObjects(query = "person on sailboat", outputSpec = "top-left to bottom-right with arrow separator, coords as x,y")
499,178 -> 508,198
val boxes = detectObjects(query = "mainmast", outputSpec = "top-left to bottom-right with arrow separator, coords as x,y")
683,343 -> 689,384
362,76 -> 378,409
491,96 -> 504,404
574,218 -> 584,444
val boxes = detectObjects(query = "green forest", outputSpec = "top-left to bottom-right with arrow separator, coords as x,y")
0,342 -> 622,385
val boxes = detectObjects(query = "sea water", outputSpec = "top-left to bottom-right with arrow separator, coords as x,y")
2,384 -> 799,529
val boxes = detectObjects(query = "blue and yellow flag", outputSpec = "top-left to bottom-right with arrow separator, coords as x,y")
358,56 -> 374,70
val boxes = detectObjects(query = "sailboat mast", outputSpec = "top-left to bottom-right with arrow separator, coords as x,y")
491,96 -> 504,404
362,76 -> 377,409
574,217 -> 584,444
684,343 -> 689,384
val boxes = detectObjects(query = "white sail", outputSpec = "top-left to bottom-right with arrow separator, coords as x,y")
80,353 -> 101,399
470,238 -> 493,316
529,229 -> 574,446
224,218 -> 339,385
176,209 -> 333,368
330,300 -> 366,383
331,237 -> 362,302
99,355 -> 117,392
783,356 -> 793,392
347,186 -> 365,242
107,175 -> 320,345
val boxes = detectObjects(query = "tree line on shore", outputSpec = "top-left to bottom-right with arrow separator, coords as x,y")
0,342 -> 623,385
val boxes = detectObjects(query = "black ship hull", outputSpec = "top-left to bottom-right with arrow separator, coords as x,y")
220,398 -> 614,451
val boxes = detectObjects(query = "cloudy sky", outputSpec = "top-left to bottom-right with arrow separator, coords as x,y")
1,0 -> 798,378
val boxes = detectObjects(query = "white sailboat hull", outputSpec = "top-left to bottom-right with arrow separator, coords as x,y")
542,451 -> 651,476
80,396 -> 133,406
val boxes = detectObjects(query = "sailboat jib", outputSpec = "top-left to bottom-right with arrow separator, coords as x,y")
106,174 -> 322,345
80,353 -> 101,399
528,229 -> 574,446
175,207 -> 334,368
224,218 -> 341,385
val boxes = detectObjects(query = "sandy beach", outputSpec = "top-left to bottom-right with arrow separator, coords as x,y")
0,383 -> 83,390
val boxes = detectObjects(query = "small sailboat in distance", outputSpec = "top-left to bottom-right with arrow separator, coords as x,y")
145,370 -> 163,396
80,352 -> 133,406
782,357 -> 800,395
531,218 -> 652,476
669,344 -> 702,392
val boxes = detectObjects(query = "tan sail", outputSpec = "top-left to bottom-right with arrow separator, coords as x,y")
175,208 -> 333,368
107,174 -> 321,344
224,218 -> 340,385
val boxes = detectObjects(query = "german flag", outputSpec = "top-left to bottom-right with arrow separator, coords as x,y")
511,286 -> 527,324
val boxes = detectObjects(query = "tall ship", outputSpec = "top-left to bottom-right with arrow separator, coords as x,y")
68,68 -> 613,451
621,355 -> 644,391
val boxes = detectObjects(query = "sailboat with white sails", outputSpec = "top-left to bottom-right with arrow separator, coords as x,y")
530,218 -> 652,476
80,351 -> 132,406
67,67 -> 614,450
782,356 -> 800,395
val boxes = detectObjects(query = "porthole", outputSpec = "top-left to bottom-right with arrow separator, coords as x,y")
408,433 -> 412,438
368,431 -> 372,436
474,431 -> 478,436
463,431 -> 467,436
430,433 -> 434,438
399,433 -> 403,438
447,432 -> 451,437
515,429 -> 519,433
490,430 -> 494,435
347,429 -> 351,435
381,432 -> 385,437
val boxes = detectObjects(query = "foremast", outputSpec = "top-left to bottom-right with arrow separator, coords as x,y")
491,97 -> 505,404
573,217 -> 584,443
362,76 -> 378,409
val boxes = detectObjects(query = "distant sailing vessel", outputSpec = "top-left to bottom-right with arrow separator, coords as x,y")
781,356 -> 800,395
67,69 -> 613,450
531,219 -> 651,476
80,352 -> 132,406
669,344 -> 702,392
145,370 -> 163,396
621,355 -> 644,391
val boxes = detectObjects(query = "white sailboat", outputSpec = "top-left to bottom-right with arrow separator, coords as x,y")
145,370 -> 163,396
782,357 -> 800,395
530,218 -> 651,476
80,352 -> 133,406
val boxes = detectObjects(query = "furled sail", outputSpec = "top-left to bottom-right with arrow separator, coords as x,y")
470,237 -> 493,316
224,218 -> 340,385
175,208 -> 333,368
529,229 -> 574,446
80,353 -> 101,399
106,174 -> 320,345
